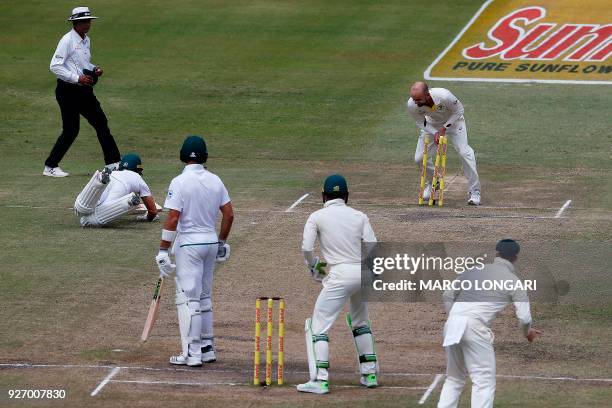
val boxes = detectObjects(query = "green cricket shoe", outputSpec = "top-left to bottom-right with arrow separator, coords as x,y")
296,380 -> 329,394
360,373 -> 378,388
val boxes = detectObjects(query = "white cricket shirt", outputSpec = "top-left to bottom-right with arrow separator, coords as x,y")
164,164 -> 230,235
443,257 -> 532,336
98,170 -> 151,205
50,29 -> 95,84
302,199 -> 377,266
407,88 -> 465,135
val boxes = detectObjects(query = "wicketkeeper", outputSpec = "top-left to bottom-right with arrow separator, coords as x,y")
297,175 -> 379,394
155,135 -> 234,366
74,153 -> 158,226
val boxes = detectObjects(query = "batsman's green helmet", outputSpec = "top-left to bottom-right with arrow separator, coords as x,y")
180,135 -> 208,164
119,153 -> 142,171
322,174 -> 348,194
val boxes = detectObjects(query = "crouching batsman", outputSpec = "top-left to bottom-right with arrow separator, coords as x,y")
155,135 -> 234,366
297,174 -> 379,394
74,153 -> 158,226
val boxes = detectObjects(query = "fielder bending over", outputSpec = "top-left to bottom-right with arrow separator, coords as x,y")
438,239 -> 542,408
407,81 -> 481,205
155,135 -> 234,366
298,174 -> 378,394
74,153 -> 158,226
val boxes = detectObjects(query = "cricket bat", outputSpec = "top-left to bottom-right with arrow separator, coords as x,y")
140,277 -> 164,342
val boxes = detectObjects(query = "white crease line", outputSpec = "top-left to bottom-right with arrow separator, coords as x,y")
112,379 -> 427,390
90,367 -> 120,397
2,363 -> 611,383
451,215 -> 566,220
555,200 -> 572,218
418,373 -> 444,405
335,385 -> 427,390
285,193 -> 310,212
0,363 -> 115,369
497,374 -> 612,382
112,379 -> 247,387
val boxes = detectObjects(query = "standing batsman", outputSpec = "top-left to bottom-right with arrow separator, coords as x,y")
437,239 -> 542,408
155,135 -> 234,366
407,81 -> 481,205
297,175 -> 379,394
44,6 -> 121,177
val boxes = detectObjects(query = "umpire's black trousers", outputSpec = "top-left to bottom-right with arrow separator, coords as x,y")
45,79 -> 120,168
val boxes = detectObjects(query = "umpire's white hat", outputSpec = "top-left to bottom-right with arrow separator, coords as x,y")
68,7 -> 98,21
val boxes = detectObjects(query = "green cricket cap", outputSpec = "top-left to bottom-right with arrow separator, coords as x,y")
322,174 -> 348,194
119,153 -> 142,171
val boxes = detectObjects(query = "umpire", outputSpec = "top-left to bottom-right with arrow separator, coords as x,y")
44,6 -> 121,177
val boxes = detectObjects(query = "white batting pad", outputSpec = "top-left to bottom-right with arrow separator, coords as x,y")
74,171 -> 107,215
176,279 -> 202,357
95,193 -> 135,224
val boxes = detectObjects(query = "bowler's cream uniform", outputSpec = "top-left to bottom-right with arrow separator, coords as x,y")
164,164 -> 230,356
438,257 -> 532,408
302,198 -> 377,381
407,88 -> 480,194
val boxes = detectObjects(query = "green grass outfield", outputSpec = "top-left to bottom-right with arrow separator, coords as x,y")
1,1 -> 611,407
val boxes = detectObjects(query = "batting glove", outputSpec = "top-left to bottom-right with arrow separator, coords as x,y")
216,240 -> 231,263
136,213 -> 159,222
155,250 -> 175,278
309,257 -> 327,282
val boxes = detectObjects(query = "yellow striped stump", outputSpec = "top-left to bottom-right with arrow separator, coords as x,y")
253,297 -> 286,386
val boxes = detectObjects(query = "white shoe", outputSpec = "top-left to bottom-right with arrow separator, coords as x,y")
297,380 -> 329,394
201,345 -> 216,363
80,216 -> 94,227
360,373 -> 378,388
43,166 -> 69,177
422,183 -> 432,201
169,353 -> 202,366
468,191 -> 481,206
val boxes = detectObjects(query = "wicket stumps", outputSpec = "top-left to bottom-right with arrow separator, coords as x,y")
418,135 -> 448,206
253,297 -> 285,386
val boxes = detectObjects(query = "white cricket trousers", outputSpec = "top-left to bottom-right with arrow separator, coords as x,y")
74,171 -> 135,226
415,119 -> 481,194
438,318 -> 496,408
175,233 -> 218,350
311,263 -> 376,380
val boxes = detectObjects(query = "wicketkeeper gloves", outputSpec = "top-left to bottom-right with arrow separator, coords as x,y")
309,257 -> 327,282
